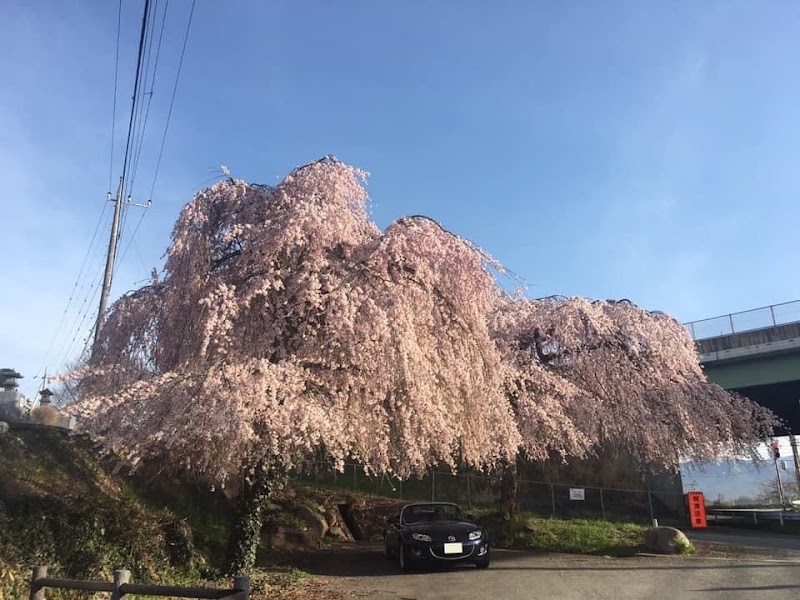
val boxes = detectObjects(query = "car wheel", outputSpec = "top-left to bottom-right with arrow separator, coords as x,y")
475,558 -> 490,569
399,541 -> 413,572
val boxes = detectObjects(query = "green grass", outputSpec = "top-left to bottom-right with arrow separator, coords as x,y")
674,538 -> 696,556
481,511 -> 648,556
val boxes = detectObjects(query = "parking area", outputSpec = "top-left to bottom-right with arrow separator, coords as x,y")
297,542 -> 800,600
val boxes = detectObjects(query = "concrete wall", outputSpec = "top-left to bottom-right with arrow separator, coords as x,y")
697,322 -> 800,354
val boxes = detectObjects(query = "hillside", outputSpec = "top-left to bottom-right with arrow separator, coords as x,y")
0,425 -> 354,600
0,425 -> 233,594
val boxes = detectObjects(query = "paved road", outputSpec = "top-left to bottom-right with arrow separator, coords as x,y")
689,527 -> 800,554
299,543 -> 800,600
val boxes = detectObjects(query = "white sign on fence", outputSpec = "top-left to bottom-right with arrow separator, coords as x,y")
569,488 -> 585,501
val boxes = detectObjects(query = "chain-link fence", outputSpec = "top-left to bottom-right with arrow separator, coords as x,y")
294,462 -> 687,524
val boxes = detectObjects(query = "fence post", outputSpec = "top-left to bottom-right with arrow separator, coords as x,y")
431,471 -> 436,502
647,490 -> 655,524
728,313 -> 735,334
599,488 -> 606,521
770,304 -> 777,326
111,569 -> 130,600
233,576 -> 251,600
30,565 -> 47,600
550,483 -> 556,518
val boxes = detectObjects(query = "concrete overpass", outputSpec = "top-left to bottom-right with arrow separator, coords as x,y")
686,301 -> 800,432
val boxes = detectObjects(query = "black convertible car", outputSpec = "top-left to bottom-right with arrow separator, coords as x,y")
384,502 -> 490,571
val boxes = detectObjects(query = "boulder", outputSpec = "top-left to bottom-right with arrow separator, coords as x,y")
328,525 -> 355,542
325,507 -> 341,528
296,504 -> 329,539
265,526 -> 317,551
643,526 -> 692,554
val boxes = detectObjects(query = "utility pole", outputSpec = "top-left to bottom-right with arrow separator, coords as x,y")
94,178 -> 124,346
92,0 -> 152,353
93,182 -> 151,350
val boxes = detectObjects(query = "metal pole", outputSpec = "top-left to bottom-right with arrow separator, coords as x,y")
466,474 -> 472,510
790,434 -> 800,499
431,471 -> 436,502
770,304 -> 777,326
728,313 -> 735,334
353,464 -> 357,491
550,483 -> 556,518
774,458 -> 787,509
600,488 -> 606,520
647,490 -> 655,523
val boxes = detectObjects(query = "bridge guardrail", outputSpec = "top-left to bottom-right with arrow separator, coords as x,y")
685,300 -> 800,341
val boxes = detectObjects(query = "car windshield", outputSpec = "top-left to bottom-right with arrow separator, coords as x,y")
402,504 -> 463,524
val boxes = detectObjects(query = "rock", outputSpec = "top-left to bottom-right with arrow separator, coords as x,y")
325,508 -> 341,528
265,526 -> 317,551
296,504 -> 329,539
643,526 -> 692,554
328,525 -> 355,542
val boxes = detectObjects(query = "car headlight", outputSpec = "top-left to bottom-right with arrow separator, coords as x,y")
411,533 -> 432,542
468,530 -> 482,540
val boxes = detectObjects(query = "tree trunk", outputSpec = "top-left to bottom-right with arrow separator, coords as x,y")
499,459 -> 519,520
227,462 -> 275,575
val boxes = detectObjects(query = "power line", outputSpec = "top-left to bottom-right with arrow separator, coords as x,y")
148,0 -> 196,202
118,0 -> 152,204
127,0 -> 162,196
95,0 -> 153,345
36,203 -> 111,379
108,0 -> 122,193
130,0 -> 169,198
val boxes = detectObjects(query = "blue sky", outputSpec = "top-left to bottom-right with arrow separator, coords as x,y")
2,1 -> 800,397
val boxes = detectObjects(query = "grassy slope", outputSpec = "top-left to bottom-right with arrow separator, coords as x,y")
0,427 -> 232,598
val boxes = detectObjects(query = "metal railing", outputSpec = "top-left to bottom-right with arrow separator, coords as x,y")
29,566 -> 250,600
294,462 -> 687,524
684,300 -> 800,341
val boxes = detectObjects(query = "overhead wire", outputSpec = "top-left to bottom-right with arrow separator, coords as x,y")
48,0 -> 198,375
120,0 -> 196,269
38,0 -> 126,380
127,0 -> 162,197
53,0 -> 153,375
148,0 -> 196,202
55,262 -> 107,372
120,0 -> 158,240
35,204 -> 111,379
108,0 -> 122,194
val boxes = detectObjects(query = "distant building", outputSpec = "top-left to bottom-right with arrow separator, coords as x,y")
0,368 -> 75,429
0,368 -> 32,418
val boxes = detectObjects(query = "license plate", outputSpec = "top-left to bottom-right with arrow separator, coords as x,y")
443,542 -> 463,554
